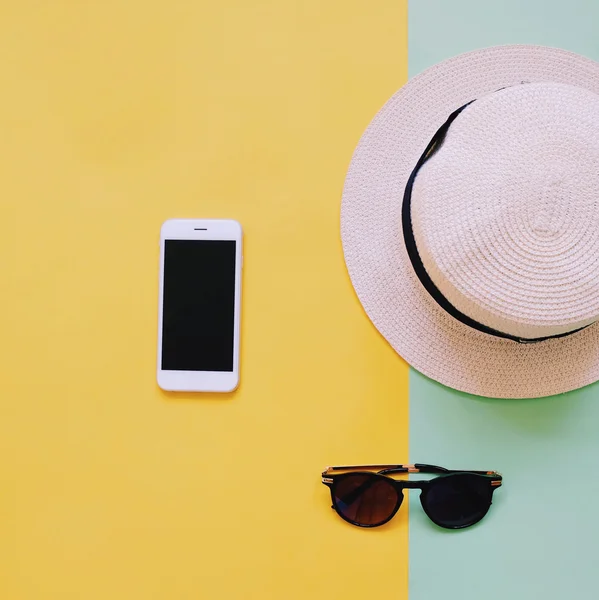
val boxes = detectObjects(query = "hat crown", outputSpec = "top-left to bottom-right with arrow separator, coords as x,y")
412,82 -> 599,339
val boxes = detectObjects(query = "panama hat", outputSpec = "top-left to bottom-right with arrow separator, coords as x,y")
341,45 -> 599,399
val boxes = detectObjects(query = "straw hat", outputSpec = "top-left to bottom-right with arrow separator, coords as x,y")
341,45 -> 599,398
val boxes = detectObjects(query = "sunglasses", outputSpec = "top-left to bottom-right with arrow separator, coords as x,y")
322,463 -> 502,529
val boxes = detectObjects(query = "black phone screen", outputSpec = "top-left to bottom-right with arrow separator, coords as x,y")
161,239 -> 236,372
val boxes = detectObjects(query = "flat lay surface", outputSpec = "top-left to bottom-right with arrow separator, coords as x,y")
2,2 -> 408,599
409,1 -> 599,598
6,1 -> 599,598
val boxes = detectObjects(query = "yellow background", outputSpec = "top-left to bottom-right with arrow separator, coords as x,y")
2,2 -> 408,598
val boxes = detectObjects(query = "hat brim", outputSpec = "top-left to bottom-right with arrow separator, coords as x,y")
341,45 -> 599,399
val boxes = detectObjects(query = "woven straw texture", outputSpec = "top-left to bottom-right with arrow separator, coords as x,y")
341,45 -> 599,398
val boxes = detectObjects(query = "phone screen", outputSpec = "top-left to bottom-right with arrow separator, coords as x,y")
161,239 -> 236,372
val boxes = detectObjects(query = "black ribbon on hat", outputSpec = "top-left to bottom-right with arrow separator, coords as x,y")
401,101 -> 587,344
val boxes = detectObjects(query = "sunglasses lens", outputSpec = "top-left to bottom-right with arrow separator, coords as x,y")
423,474 -> 492,529
333,474 -> 400,527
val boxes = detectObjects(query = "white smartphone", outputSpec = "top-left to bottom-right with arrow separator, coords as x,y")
157,219 -> 242,392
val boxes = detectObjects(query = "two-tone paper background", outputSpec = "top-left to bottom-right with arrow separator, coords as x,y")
3,2 -> 598,598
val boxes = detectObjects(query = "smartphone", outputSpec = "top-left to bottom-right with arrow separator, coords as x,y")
157,219 -> 242,392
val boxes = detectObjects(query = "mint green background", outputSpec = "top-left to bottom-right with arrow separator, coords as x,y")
409,2 -> 599,598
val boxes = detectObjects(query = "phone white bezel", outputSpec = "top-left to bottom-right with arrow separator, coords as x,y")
157,219 -> 242,392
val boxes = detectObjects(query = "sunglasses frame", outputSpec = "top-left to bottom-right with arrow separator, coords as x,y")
322,463 -> 502,530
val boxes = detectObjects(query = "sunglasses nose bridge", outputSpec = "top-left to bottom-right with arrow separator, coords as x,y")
398,480 -> 426,490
